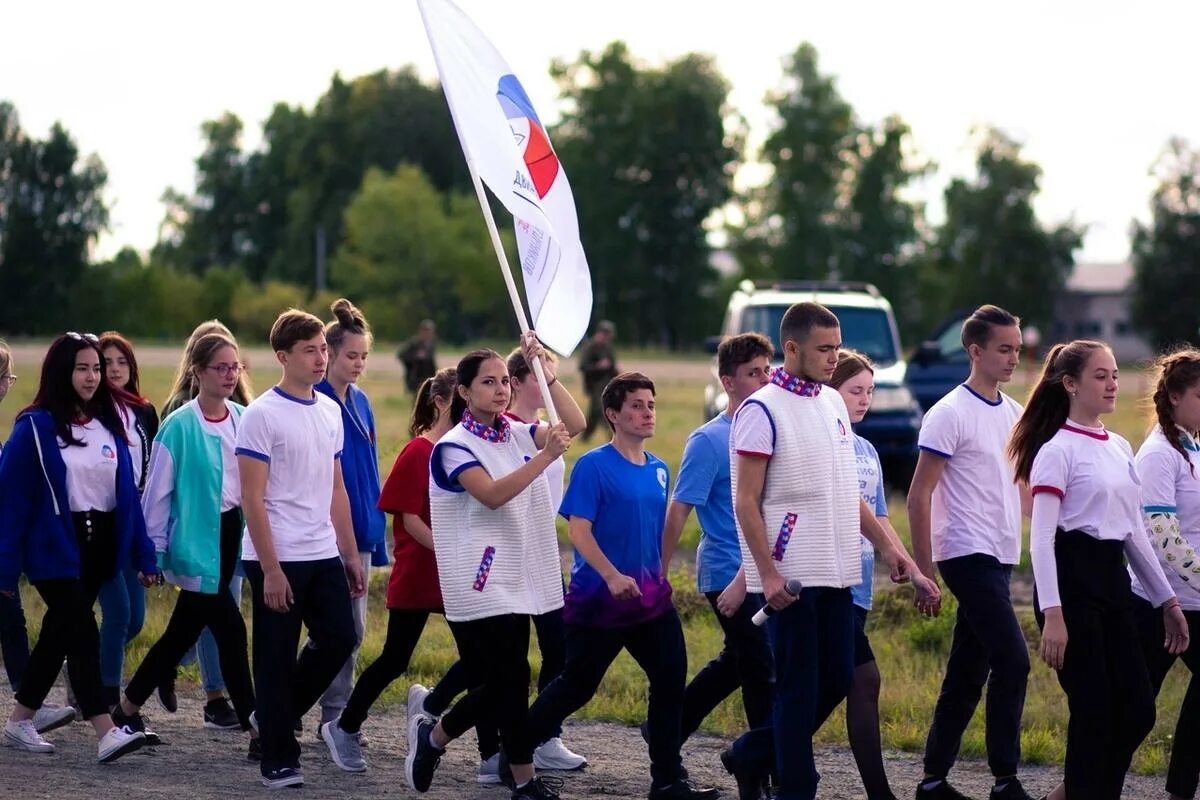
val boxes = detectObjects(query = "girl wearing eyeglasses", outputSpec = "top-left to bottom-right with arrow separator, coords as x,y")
109,333 -> 259,755
0,332 -> 156,762
95,332 -> 160,713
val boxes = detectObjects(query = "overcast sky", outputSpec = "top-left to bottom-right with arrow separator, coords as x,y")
4,0 -> 1196,263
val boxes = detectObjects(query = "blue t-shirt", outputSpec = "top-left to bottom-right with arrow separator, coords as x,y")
560,444 -> 674,628
674,414 -> 740,593
851,433 -> 888,610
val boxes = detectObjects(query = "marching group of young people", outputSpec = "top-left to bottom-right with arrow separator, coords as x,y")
0,298 -> 1197,800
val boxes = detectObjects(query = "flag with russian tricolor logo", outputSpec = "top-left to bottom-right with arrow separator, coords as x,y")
417,0 -> 593,356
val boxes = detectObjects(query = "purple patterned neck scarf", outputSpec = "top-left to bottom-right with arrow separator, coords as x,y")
461,409 -> 510,443
770,367 -> 823,397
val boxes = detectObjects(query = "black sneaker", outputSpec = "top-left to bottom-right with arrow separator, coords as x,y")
157,674 -> 178,714
404,717 -> 443,793
989,779 -> 1033,800
112,706 -> 163,748
512,776 -> 565,799
720,748 -> 764,800
915,779 -> 974,800
248,737 -> 262,762
261,766 -> 303,789
648,779 -> 721,800
204,697 -> 241,731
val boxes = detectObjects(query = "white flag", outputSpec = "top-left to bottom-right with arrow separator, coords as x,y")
417,0 -> 593,355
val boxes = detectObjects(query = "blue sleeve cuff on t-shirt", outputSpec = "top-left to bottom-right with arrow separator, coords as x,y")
235,447 -> 270,463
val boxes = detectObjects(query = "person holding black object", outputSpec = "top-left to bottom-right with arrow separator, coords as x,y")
719,303 -> 937,800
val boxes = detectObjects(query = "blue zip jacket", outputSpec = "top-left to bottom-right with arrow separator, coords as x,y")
0,409 -> 157,592
315,380 -> 388,565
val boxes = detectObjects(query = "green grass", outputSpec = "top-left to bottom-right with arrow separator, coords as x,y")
0,351 -> 1187,773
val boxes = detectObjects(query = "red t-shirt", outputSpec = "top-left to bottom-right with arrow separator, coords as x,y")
380,436 -> 443,610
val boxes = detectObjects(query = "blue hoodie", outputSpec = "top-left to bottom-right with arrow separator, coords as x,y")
315,380 -> 388,566
0,409 -> 156,591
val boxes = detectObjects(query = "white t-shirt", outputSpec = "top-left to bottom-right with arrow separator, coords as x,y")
445,418 -> 565,507
200,408 -> 242,512
119,404 -> 145,489
917,384 -> 1023,564
235,387 -> 345,562
1132,426 -> 1200,611
1030,423 -> 1173,609
59,419 -> 119,512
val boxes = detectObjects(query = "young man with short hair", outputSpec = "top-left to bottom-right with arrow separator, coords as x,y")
525,373 -> 717,800
721,302 -> 938,800
236,310 -> 367,789
907,304 -> 1033,800
660,333 -> 775,744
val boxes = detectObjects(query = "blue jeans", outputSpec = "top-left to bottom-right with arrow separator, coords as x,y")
98,565 -> 146,688
924,554 -> 1030,779
730,587 -> 855,800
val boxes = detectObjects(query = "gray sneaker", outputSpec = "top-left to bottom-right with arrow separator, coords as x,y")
320,720 -> 366,773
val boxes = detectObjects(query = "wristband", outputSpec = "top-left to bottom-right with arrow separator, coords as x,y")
547,376 -> 558,387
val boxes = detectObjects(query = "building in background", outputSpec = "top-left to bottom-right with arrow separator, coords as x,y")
1051,261 -> 1151,363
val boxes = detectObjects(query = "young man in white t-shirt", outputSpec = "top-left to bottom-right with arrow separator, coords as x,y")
907,305 -> 1033,800
236,310 -> 366,790
721,303 -> 938,800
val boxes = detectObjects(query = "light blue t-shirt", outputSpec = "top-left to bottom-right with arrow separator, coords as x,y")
673,414 -> 741,594
851,433 -> 888,610
560,444 -> 675,628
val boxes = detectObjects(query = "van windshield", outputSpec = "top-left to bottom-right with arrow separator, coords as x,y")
739,305 -> 899,366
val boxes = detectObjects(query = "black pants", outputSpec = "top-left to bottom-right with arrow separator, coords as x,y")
125,509 -> 254,728
1135,594 -> 1200,798
340,608 -> 440,734
1034,530 -> 1156,800
16,511 -> 117,720
680,591 -> 773,740
244,557 -> 356,774
440,614 -> 535,765
0,589 -> 30,693
924,553 -> 1030,779
527,609 -> 688,787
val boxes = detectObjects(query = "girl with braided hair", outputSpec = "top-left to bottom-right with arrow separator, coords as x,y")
1133,347 -> 1200,800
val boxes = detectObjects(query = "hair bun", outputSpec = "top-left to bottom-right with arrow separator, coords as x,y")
331,298 -> 365,331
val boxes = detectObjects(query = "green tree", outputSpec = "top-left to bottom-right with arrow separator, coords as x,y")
550,43 -> 743,347
0,104 -> 108,334
927,128 -> 1082,330
332,165 -> 510,342
1131,138 -> 1200,348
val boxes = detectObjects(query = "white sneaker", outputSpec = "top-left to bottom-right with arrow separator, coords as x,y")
32,703 -> 76,734
476,752 -> 501,784
98,725 -> 145,763
4,719 -> 54,753
533,737 -> 587,771
407,683 -> 432,723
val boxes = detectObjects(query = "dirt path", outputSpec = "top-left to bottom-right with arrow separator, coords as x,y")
0,694 -> 1162,799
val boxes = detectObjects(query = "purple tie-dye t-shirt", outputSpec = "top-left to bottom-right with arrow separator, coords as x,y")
560,444 -> 674,627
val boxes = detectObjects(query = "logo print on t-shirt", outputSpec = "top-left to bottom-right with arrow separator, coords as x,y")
656,467 -> 668,497
836,418 -> 846,437
100,444 -> 115,460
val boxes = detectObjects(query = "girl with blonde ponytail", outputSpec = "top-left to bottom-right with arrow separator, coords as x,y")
1132,348 -> 1200,800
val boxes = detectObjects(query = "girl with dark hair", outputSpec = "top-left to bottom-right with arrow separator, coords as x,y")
0,333 -> 156,762
322,367 -> 468,773
313,299 -> 388,732
96,331 -> 159,711
110,333 -> 258,756
405,339 -> 573,799
1132,348 -> 1200,800
1010,340 -> 1190,800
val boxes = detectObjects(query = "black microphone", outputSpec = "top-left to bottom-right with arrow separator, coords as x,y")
752,578 -> 803,626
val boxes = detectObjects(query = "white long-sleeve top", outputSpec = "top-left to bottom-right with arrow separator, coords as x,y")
1029,422 -> 1174,611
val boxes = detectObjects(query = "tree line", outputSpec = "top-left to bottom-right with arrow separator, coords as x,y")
1,42 -> 1196,349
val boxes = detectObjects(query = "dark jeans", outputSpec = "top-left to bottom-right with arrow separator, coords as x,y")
340,608 -> 434,734
125,510 -> 253,728
1135,595 -> 1200,798
924,553 -> 1030,779
527,609 -> 688,787
441,614 -> 535,766
729,587 -> 855,800
0,589 -> 30,692
244,557 -> 356,774
16,510 -> 117,720
680,591 -> 773,740
1034,530 -> 1156,800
